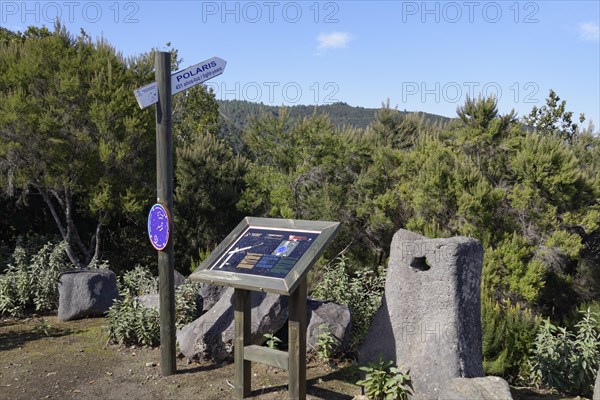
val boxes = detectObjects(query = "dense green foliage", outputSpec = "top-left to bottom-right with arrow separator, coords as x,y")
0,24 -> 156,269
106,293 -> 160,346
312,256 -> 386,345
119,265 -> 159,296
481,296 -> 541,379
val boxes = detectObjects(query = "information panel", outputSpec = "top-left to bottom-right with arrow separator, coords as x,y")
211,227 -> 320,279
189,217 -> 341,295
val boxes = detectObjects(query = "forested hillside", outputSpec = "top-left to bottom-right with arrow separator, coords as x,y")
217,99 -> 450,152
1,24 -> 599,394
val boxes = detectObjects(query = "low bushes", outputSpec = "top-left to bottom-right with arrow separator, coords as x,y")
106,266 -> 201,346
0,239 -> 70,317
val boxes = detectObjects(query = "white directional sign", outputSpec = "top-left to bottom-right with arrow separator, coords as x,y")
134,82 -> 159,109
171,56 -> 226,95
134,56 -> 227,109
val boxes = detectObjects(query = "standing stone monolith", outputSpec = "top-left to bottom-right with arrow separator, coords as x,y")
359,229 -> 485,399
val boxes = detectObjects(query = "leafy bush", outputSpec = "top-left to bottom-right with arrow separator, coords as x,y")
527,308 -> 600,396
357,356 -> 413,400
481,294 -> 541,382
312,256 -> 386,345
0,240 -> 69,317
106,278 -> 201,347
106,293 -> 161,346
175,282 -> 201,327
119,265 -> 158,296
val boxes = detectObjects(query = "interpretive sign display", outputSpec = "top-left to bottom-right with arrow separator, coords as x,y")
190,217 -> 340,399
147,203 -> 171,251
190,217 -> 340,295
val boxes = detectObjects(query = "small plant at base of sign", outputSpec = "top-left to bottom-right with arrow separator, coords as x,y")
357,356 -> 414,400
316,323 -> 336,363
263,333 -> 282,350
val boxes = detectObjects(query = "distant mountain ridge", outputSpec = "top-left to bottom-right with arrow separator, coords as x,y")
216,100 -> 452,150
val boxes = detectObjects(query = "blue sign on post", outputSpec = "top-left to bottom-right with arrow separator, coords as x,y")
148,203 -> 171,251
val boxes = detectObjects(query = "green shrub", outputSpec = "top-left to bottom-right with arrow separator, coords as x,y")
106,279 -> 201,347
106,293 -> 160,346
312,256 -> 386,345
0,240 -> 69,317
528,308 -> 600,397
316,323 -> 336,362
175,282 -> 201,327
119,265 -> 158,296
357,356 -> 413,400
481,294 -> 541,382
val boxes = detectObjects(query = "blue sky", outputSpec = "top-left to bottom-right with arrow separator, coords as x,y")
2,1 -> 599,126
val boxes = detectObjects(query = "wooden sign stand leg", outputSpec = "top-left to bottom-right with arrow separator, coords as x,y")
288,278 -> 307,400
234,288 -> 252,398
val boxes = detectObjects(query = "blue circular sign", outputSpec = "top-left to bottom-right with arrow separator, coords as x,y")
147,203 -> 171,251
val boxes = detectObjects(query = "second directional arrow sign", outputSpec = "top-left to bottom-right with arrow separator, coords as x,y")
134,56 -> 227,109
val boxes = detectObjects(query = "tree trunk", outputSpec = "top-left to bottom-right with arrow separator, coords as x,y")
38,186 -> 102,268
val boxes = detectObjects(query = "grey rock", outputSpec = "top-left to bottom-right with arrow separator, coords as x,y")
443,376 -> 513,400
137,287 -> 203,315
174,270 -> 186,288
177,287 -> 288,362
358,229 -> 484,399
306,298 -> 351,353
594,365 -> 600,400
58,269 -> 118,321
198,283 -> 227,312
136,294 -> 159,309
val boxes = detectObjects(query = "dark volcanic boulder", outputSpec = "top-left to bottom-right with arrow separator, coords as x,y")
58,269 -> 118,321
177,288 -> 288,362
197,283 -> 228,313
306,298 -> 351,353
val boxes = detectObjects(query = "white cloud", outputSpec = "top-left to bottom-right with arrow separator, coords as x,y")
578,22 -> 599,42
317,32 -> 352,51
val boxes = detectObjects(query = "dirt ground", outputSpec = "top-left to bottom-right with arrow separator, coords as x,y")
0,316 -> 361,400
0,316 -> 584,400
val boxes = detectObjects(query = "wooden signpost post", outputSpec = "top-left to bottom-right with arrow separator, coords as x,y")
190,217 -> 341,399
136,52 -> 227,376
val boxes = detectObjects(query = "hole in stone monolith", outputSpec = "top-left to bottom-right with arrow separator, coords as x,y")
409,256 -> 431,271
